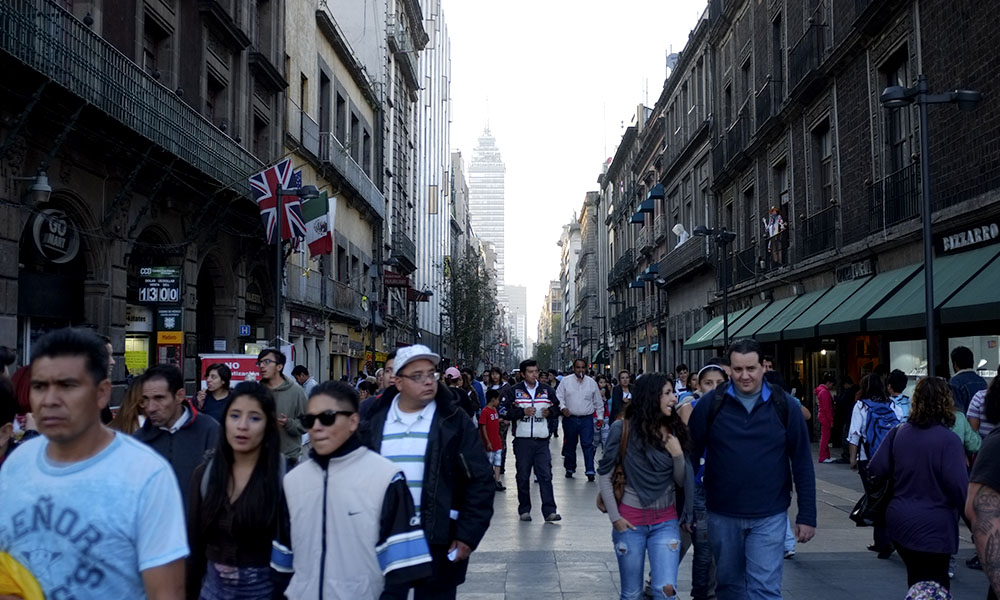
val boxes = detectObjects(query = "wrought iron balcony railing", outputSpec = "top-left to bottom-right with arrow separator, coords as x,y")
637,226 -> 653,254
654,214 -> 668,243
800,205 -> 837,258
391,230 -> 417,272
0,0 -> 262,187
868,163 -> 920,234
319,132 -> 385,220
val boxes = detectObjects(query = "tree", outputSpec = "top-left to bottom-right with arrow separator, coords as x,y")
535,343 -> 553,370
441,255 -> 497,364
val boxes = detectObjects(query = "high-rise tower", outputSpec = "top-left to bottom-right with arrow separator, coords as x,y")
468,128 -> 506,301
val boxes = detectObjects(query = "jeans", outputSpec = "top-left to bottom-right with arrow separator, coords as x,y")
707,511 -> 785,600
499,421 -> 510,472
199,563 -> 272,600
783,516 -> 795,553
513,437 -> 557,516
691,484 -> 716,600
612,519 -> 682,600
561,414 -> 596,474
596,420 -> 610,453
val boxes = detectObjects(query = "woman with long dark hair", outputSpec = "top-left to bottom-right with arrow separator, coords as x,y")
869,377 -> 968,591
598,373 -> 694,600
968,376 -> 1000,439
187,381 -> 285,599
196,363 -> 233,424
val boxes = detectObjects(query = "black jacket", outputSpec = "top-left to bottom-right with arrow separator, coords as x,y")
500,380 -> 561,437
359,383 -> 495,550
134,401 -> 220,509
610,385 -> 633,423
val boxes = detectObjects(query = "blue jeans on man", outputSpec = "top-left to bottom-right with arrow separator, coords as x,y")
707,511 -> 785,600
561,414 -> 595,475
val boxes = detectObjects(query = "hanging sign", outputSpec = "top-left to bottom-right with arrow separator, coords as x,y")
137,266 -> 182,304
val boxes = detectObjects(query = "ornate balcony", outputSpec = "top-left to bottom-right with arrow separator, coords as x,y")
391,230 -> 417,273
637,226 -> 653,254
0,0 -> 262,187
654,214 -> 668,243
319,132 -> 385,220
657,237 -> 711,287
868,164 -> 920,233
800,205 -> 837,258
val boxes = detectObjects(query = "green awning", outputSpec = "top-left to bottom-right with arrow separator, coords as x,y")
733,296 -> 798,339
941,254 -> 1000,324
867,245 -> 1000,331
649,343 -> 660,351
682,308 -> 749,350
782,277 -> 872,340
818,265 -> 921,335
592,346 -> 610,364
712,303 -> 770,345
755,288 -> 830,342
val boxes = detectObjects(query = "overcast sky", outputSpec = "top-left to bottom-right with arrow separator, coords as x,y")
441,0 -> 706,341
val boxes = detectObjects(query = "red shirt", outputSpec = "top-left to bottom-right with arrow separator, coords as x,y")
478,406 -> 502,450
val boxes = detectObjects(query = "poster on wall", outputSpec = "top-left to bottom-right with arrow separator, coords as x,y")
199,355 -> 261,388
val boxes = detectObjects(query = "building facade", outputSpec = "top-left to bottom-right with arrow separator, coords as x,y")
557,220 -> 582,368
504,284 -> 528,362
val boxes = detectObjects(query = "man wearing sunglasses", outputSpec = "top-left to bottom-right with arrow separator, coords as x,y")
360,344 -> 495,599
257,348 -> 307,464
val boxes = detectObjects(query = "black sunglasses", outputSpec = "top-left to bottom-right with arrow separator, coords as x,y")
299,410 -> 355,428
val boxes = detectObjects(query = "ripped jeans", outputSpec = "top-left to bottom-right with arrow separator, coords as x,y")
612,519 -> 681,600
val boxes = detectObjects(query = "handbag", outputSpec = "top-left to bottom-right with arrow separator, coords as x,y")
597,419 -> 630,513
849,425 -> 899,528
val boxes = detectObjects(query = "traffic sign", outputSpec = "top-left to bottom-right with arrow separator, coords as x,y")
239,324 -> 251,337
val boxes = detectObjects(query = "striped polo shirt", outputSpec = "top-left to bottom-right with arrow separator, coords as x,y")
381,397 -> 436,513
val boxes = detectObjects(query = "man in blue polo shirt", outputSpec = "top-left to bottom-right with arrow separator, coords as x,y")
688,339 -> 816,600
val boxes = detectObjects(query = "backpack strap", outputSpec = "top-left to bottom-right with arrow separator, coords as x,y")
707,383 -> 789,434
200,456 -> 214,499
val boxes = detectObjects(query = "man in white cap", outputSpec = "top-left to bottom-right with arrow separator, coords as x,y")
359,345 -> 496,599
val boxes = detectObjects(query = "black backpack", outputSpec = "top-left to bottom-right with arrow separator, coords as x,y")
706,383 -> 791,433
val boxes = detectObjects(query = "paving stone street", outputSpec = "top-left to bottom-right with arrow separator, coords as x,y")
459,437 -> 988,600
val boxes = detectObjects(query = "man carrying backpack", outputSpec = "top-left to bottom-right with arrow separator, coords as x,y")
847,374 -> 900,558
689,340 -> 816,600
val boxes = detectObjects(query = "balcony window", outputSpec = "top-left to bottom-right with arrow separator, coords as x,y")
319,73 -> 331,133
142,17 -> 170,83
206,72 -> 228,128
350,113 -> 361,163
252,114 -> 269,161
255,0 -> 272,58
882,47 -> 911,174
363,130 -> 372,176
335,93 -> 347,143
771,14 -> 784,97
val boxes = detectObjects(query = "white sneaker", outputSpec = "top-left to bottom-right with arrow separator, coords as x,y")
784,550 -> 795,559
822,458 -> 837,463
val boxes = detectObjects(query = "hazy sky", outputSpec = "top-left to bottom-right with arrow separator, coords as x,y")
441,0 -> 706,339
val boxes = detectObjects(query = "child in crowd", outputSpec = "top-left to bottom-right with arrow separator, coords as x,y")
479,389 -> 505,491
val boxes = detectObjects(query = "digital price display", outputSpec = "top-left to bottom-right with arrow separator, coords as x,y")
137,266 -> 182,305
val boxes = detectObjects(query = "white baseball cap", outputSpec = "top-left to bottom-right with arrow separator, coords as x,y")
393,344 -> 441,375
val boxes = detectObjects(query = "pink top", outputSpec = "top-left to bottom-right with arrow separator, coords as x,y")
618,502 -> 678,526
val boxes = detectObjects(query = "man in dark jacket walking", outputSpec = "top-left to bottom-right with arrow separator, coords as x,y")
501,359 -> 562,522
360,345 -> 495,599
688,339 -> 816,600
134,364 -> 219,508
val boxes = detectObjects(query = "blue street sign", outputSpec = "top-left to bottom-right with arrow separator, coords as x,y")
239,324 -> 251,337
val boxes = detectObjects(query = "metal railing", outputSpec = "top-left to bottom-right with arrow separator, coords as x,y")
391,230 -> 417,270
0,0 -> 262,187
658,237 -> 711,285
319,132 -> 385,219
789,23 -> 824,90
761,228 -> 789,271
654,214 -> 668,242
332,280 -> 365,321
732,245 -> 757,284
868,163 -> 920,234
800,205 -> 837,258
637,226 -> 653,254
755,78 -> 782,131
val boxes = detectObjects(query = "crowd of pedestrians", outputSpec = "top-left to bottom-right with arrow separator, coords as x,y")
3,327 -> 1000,600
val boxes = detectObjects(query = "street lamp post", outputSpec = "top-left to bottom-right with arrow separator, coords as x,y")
272,183 -> 320,345
592,315 -> 607,366
694,225 -> 737,349
880,75 -> 980,376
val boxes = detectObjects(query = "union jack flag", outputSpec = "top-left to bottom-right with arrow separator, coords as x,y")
249,159 -> 308,244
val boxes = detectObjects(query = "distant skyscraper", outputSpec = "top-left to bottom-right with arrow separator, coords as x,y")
505,284 -> 528,360
469,128 -> 506,301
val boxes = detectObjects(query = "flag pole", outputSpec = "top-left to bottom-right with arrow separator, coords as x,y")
274,182 -> 283,347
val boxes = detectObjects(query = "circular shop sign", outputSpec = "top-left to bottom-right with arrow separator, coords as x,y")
32,209 -> 80,264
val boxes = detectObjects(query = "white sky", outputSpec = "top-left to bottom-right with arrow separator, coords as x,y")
442,0 -> 706,339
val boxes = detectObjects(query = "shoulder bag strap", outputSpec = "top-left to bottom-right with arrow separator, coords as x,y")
618,419 -> 630,465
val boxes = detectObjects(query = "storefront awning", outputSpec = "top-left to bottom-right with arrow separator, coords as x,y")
638,345 -> 646,353
711,302 -> 770,345
733,296 -> 798,340
817,265 -> 921,335
866,245 -> 1000,331
592,346 -> 610,364
682,308 -> 749,350
941,254 -> 1000,324
650,343 -> 660,351
639,197 -> 655,213
782,277 -> 872,340
647,183 -> 665,201
755,288 -> 829,343
630,211 -> 645,224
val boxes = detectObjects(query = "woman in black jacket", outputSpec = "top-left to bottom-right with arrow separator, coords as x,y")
187,382 -> 286,600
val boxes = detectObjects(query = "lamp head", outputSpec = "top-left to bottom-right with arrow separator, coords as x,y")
296,185 -> 320,200
29,171 -> 52,204
955,89 -> 982,111
880,85 -> 913,108
693,225 -> 712,237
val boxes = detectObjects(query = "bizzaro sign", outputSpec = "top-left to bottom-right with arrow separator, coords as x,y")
937,222 -> 1000,254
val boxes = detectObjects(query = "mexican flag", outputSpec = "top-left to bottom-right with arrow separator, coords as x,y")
301,190 -> 335,257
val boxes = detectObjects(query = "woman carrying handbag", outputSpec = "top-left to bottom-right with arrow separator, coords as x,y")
868,376 -> 968,592
597,373 -> 695,600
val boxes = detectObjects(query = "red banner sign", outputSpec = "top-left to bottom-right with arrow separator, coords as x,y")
383,271 -> 410,288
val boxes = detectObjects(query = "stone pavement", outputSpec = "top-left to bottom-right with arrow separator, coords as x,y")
458,437 -> 990,599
